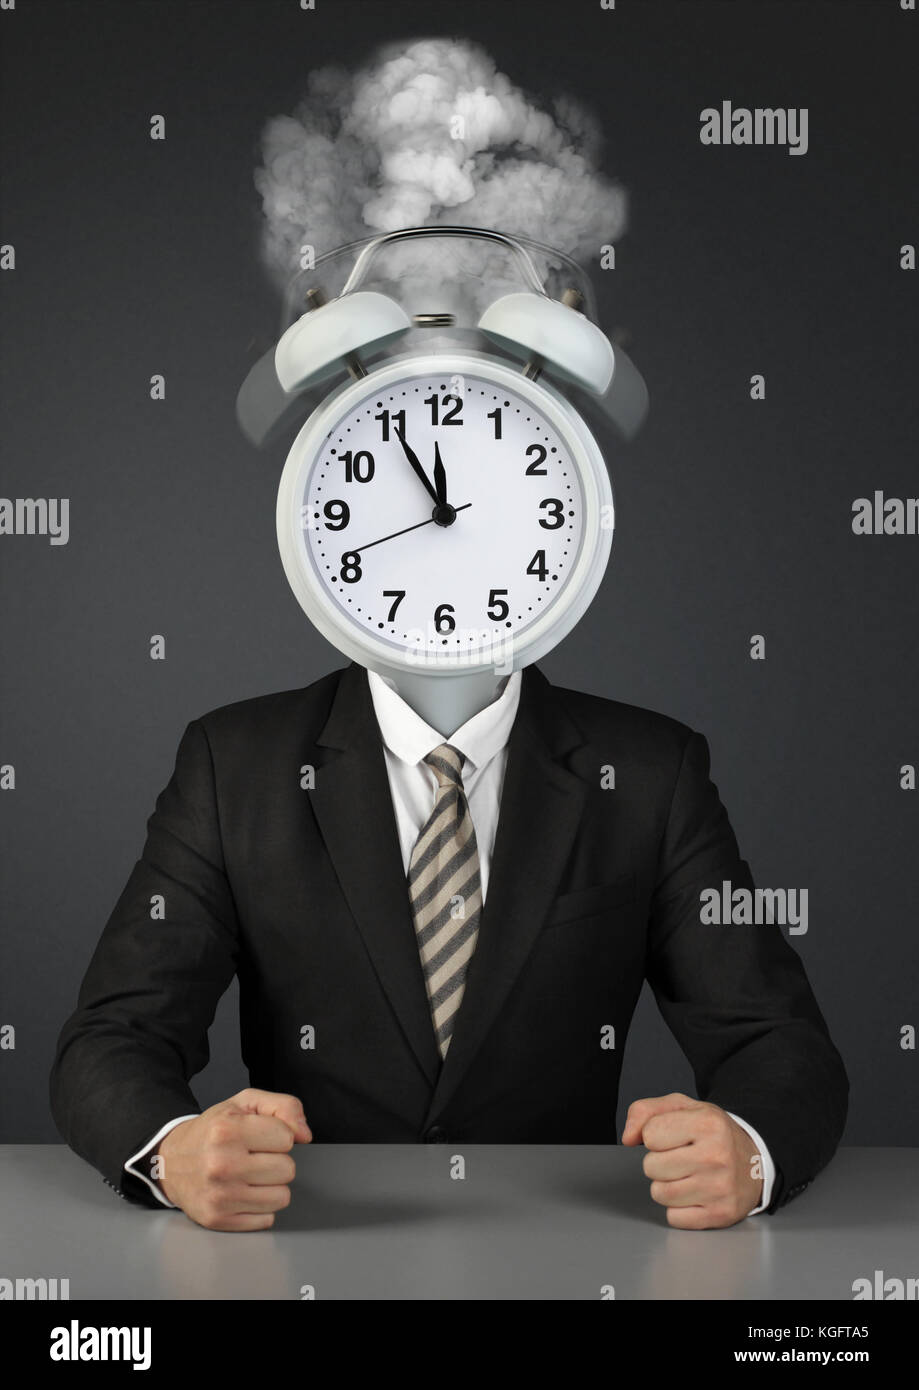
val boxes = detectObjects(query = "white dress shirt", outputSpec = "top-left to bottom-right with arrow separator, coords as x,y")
125,666 -> 774,1215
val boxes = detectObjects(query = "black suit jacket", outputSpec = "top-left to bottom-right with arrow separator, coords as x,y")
50,661 -> 848,1211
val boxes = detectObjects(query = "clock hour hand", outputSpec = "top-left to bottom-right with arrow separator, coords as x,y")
394,425 -> 439,505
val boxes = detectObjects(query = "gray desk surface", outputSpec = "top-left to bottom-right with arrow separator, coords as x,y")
1,1145 -> 916,1300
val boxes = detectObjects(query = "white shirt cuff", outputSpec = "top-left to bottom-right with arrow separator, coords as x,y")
726,1111 -> 775,1214
124,1114 -> 199,1209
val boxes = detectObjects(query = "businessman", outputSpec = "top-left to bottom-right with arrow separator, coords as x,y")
50,660 -> 848,1230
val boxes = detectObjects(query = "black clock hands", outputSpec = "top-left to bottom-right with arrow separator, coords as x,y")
394,427 -> 457,527
346,504 -> 472,557
433,440 -> 447,506
342,447 -> 463,570
394,425 -> 439,505
431,440 -> 457,526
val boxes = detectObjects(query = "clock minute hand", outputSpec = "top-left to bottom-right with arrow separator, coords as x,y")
432,440 -> 448,506
394,425 -> 439,505
349,503 -> 472,556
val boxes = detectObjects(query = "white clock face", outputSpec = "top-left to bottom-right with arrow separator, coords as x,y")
293,368 -> 591,664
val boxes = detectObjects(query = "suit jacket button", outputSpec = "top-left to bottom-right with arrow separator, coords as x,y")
424,1125 -> 449,1143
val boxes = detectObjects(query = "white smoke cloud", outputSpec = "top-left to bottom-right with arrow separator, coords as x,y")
253,37 -> 627,318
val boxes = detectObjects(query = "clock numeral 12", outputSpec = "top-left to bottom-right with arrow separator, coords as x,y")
424,393 -> 463,426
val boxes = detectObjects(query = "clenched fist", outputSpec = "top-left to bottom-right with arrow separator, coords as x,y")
155,1088 -> 312,1231
622,1092 -> 763,1229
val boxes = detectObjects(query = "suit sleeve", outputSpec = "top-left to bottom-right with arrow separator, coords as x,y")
49,719 -> 240,1208
645,730 -> 849,1212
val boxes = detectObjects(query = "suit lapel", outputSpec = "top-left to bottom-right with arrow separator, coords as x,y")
425,664 -> 592,1121
310,663 -> 442,1085
309,661 -> 594,1113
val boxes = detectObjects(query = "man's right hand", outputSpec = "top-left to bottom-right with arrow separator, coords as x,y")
154,1088 -> 312,1231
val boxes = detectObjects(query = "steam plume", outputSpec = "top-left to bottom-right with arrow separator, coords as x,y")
253,37 -> 627,317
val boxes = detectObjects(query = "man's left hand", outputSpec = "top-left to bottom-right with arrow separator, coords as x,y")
622,1092 -> 764,1229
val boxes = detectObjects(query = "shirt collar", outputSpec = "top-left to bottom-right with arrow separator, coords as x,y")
367,668 -> 522,773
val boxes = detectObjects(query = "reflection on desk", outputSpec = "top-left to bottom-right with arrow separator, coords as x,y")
0,1145 -> 916,1301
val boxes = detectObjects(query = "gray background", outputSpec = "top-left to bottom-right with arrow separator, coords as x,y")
1,0 -> 916,1144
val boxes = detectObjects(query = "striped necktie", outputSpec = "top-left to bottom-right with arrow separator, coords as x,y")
407,743 -> 483,1059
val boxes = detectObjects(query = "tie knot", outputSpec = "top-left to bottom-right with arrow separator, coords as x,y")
424,743 -> 465,789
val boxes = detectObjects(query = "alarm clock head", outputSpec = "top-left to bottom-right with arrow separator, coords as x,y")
239,226 -> 652,730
